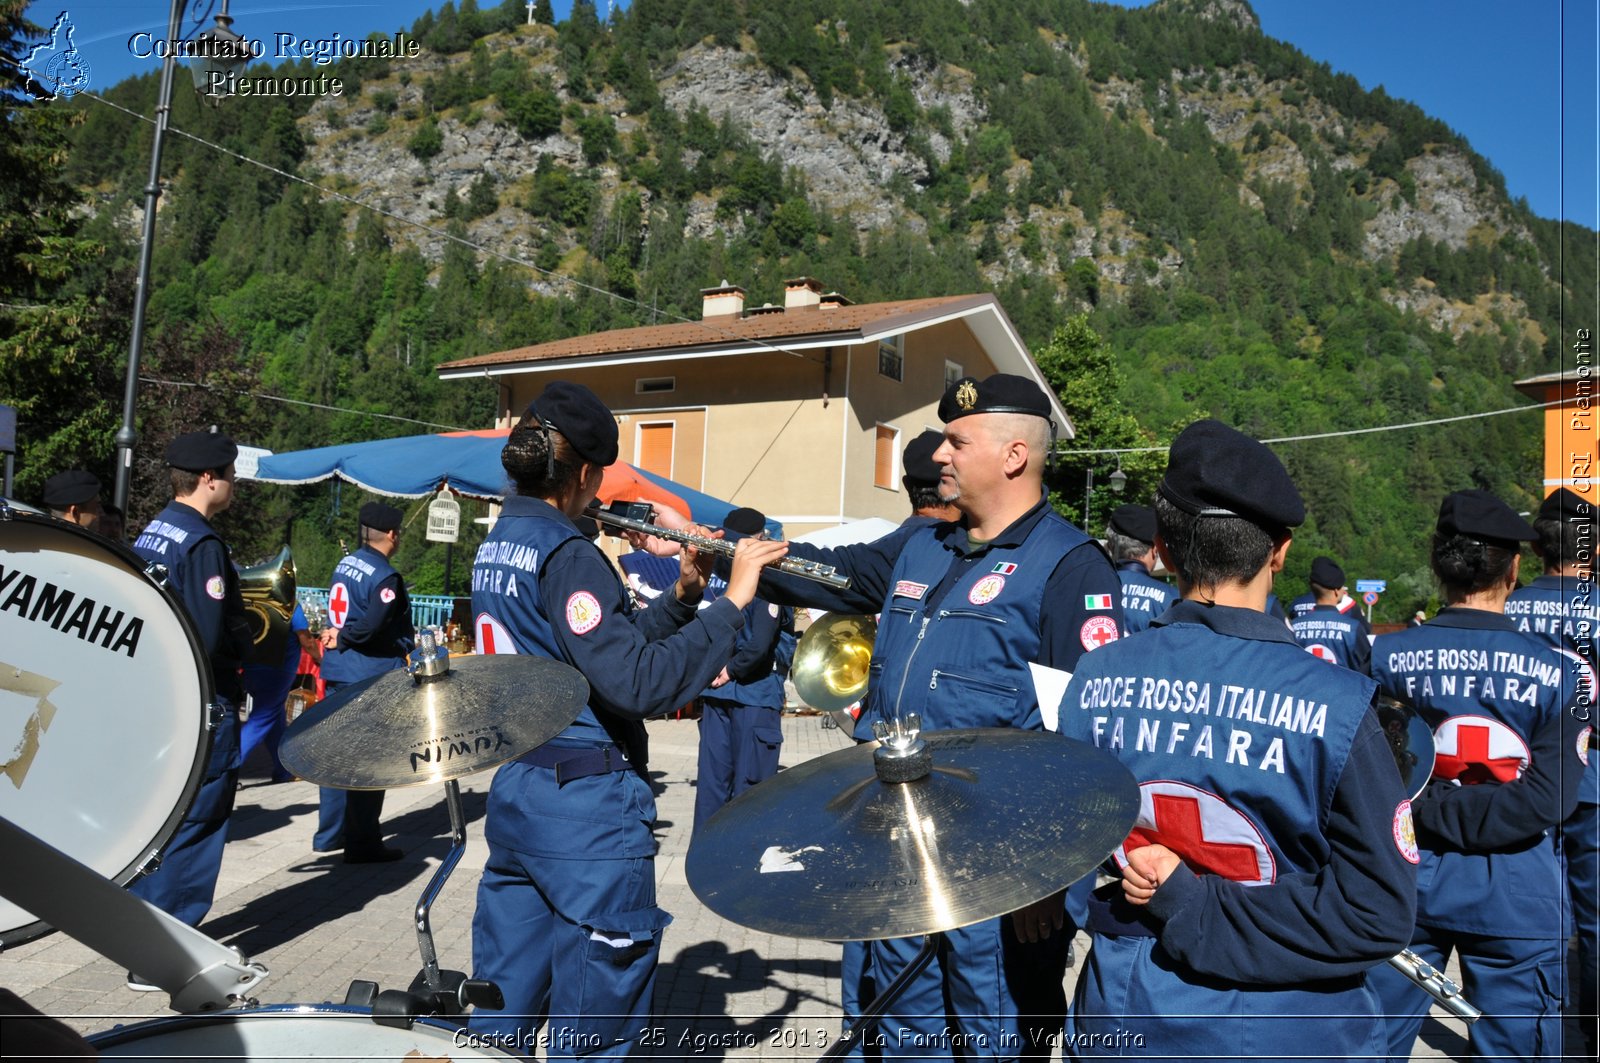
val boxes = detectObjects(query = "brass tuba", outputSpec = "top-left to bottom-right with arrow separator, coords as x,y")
238,546 -> 297,665
789,612 -> 877,713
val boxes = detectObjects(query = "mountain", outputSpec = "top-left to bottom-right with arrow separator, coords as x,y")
21,0 -> 1598,613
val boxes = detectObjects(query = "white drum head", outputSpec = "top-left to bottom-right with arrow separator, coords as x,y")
0,512 -> 212,944
90,1005 -> 518,1060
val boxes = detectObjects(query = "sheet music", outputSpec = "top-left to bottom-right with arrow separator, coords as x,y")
1029,662 -> 1073,733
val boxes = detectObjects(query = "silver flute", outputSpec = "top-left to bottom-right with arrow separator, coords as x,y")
584,506 -> 852,590
1385,948 -> 1481,1023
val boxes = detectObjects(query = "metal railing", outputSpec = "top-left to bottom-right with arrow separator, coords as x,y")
298,587 -> 463,633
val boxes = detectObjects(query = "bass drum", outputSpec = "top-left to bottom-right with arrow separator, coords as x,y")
90,1005 -> 519,1061
0,510 -> 212,945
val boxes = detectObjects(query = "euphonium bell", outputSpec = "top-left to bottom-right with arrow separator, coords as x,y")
238,546 -> 297,666
789,612 -> 876,713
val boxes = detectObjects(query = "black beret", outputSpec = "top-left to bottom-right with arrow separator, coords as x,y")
1309,556 -> 1345,589
530,382 -> 618,467
1537,487 -> 1591,524
165,427 -> 238,472
1108,503 -> 1157,544
938,374 -> 1052,424
901,430 -> 945,488
359,501 -> 403,533
41,469 -> 100,507
723,506 -> 767,536
1436,489 -> 1537,544
1158,419 -> 1305,532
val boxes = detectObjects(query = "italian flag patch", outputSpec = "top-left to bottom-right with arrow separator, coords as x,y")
1083,593 -> 1113,610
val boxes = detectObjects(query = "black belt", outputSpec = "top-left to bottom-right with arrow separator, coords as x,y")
516,744 -> 632,785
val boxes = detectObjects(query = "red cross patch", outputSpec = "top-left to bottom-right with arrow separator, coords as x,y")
1116,780 -> 1276,885
1306,644 -> 1337,663
1433,715 -> 1530,784
1080,615 -> 1120,651
327,582 -> 351,629
475,612 -> 515,655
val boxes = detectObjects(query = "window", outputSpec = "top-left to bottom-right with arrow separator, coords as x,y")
874,424 -> 900,489
878,336 -> 903,381
637,422 -> 674,477
944,360 -> 964,388
635,376 -> 676,395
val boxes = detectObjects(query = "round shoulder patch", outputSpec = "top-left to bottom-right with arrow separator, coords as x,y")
1393,799 -> 1419,864
1079,615 -> 1119,651
1580,726 -> 1592,768
379,586 -> 397,604
205,574 -> 226,601
768,602 -> 780,618
566,590 -> 604,635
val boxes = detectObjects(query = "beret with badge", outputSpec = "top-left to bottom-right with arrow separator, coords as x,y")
359,501 -> 403,533
938,373 -> 1053,425
901,430 -> 945,489
1309,556 -> 1345,589
41,469 -> 100,508
528,381 -> 619,467
165,427 -> 238,473
1159,419 -> 1304,533
1108,503 -> 1158,545
1436,489 -> 1537,545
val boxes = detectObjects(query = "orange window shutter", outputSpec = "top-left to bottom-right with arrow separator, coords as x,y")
639,423 -> 674,477
875,426 -> 896,489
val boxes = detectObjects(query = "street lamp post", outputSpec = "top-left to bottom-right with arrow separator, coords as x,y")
1082,459 -> 1128,531
112,1 -> 250,513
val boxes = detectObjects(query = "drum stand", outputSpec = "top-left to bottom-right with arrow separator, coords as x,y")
0,817 -> 268,1013
349,780 -> 501,1028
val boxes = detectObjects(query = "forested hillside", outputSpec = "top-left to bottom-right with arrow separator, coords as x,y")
3,0 -> 1594,616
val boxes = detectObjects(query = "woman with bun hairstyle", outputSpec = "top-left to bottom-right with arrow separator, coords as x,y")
465,382 -> 788,1056
1369,489 -> 1588,1060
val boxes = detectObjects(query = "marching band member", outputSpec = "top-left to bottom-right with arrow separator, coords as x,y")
1289,556 -> 1373,674
465,382 -> 786,1057
1370,489 -> 1588,1060
1107,503 -> 1173,635
314,501 -> 413,863
126,429 -> 252,986
1505,487 -> 1599,1059
747,373 -> 1124,1061
1056,419 -> 1416,1061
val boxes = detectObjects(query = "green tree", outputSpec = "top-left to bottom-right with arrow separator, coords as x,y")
409,116 -> 444,160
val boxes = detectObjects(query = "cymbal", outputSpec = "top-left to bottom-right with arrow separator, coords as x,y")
279,655 -> 589,789
686,727 -> 1138,940
1376,695 -> 1436,800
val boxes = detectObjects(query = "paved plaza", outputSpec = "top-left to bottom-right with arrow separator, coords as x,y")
8,714 -> 1471,1059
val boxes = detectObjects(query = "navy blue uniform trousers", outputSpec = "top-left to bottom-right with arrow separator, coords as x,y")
129,703 -> 239,927
467,761 -> 669,1058
313,680 -> 386,851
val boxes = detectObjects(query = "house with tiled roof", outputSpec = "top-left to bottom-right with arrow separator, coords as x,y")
436,278 -> 1071,535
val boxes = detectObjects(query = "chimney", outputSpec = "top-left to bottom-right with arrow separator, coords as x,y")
818,291 -> 853,310
783,276 -> 823,309
701,280 -> 746,319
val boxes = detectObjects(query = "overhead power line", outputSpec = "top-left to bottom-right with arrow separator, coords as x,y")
1060,398 -> 1562,456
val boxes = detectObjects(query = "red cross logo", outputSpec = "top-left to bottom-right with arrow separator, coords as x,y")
1307,644 -> 1337,663
1080,615 -> 1120,651
475,612 -> 514,655
1119,781 -> 1274,884
1433,716 -> 1528,784
327,582 -> 350,629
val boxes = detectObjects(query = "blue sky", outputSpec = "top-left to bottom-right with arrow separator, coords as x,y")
21,0 -> 1599,229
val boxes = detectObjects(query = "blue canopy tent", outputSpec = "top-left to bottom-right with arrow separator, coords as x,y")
247,429 -> 780,536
